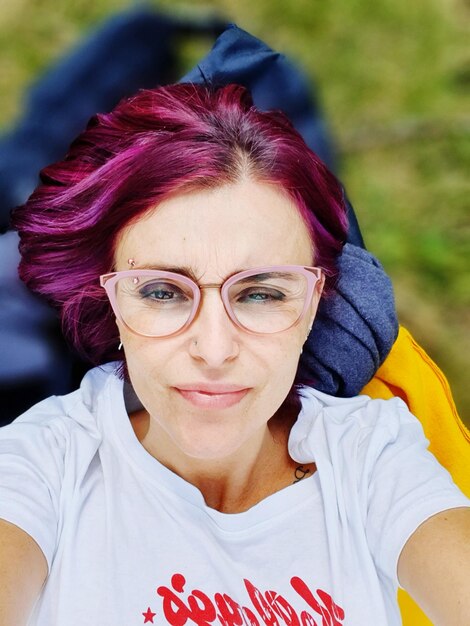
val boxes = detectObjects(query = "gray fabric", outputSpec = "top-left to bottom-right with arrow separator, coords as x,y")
299,244 -> 399,396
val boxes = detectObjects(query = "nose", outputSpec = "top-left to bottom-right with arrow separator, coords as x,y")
188,289 -> 240,367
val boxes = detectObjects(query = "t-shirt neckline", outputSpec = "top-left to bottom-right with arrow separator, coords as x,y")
100,366 -> 320,532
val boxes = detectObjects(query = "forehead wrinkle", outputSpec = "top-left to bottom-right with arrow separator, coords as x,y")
171,232 -> 244,283
114,180 -> 314,276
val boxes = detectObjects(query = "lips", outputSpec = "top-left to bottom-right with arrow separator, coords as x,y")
174,384 -> 251,409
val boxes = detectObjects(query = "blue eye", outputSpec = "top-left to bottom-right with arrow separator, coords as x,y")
146,289 -> 174,300
139,282 -> 188,302
237,288 -> 286,303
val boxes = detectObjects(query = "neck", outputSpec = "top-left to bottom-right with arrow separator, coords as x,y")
130,406 -> 303,513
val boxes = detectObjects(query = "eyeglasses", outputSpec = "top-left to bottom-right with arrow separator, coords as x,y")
100,265 -> 322,338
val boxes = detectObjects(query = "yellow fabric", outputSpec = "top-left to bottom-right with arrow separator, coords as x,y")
361,326 -> 470,625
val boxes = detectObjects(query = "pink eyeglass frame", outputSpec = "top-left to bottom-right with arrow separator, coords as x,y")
100,265 -> 323,338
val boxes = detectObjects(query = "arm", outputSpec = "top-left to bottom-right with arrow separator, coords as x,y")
398,507 -> 470,626
0,519 -> 48,626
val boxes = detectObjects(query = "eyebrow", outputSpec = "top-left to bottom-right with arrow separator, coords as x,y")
132,266 -> 295,284
235,272 -> 295,284
134,264 -> 201,282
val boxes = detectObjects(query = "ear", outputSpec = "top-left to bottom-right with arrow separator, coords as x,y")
115,317 -> 125,341
306,271 -> 325,335
317,271 -> 326,297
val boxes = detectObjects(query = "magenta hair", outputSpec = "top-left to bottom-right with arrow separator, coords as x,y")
12,83 -> 348,365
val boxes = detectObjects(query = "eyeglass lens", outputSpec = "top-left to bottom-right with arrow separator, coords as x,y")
113,271 -> 310,336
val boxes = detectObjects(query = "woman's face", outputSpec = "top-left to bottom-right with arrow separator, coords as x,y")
114,179 -> 323,460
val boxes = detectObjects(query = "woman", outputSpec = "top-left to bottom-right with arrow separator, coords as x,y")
1,83 -> 469,625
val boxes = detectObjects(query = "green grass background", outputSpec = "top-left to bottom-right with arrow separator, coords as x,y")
1,0 -> 468,422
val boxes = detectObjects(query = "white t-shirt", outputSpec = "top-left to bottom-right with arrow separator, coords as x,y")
0,363 -> 468,625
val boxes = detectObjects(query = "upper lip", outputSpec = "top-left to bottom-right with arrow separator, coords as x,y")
174,384 -> 250,394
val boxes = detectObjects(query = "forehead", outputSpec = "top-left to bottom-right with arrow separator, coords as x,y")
115,179 -> 314,277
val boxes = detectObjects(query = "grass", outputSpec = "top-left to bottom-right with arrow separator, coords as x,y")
0,0 -> 468,421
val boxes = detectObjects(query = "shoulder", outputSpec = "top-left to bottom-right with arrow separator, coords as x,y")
290,387 -> 470,587
0,362 -> 122,461
0,363 -> 122,569
289,387 -> 417,465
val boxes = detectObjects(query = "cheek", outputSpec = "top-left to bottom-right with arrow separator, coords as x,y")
119,321 -> 306,419
257,333 -> 304,401
118,328 -> 166,395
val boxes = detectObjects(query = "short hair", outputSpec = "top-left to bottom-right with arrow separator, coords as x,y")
12,83 -> 348,365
